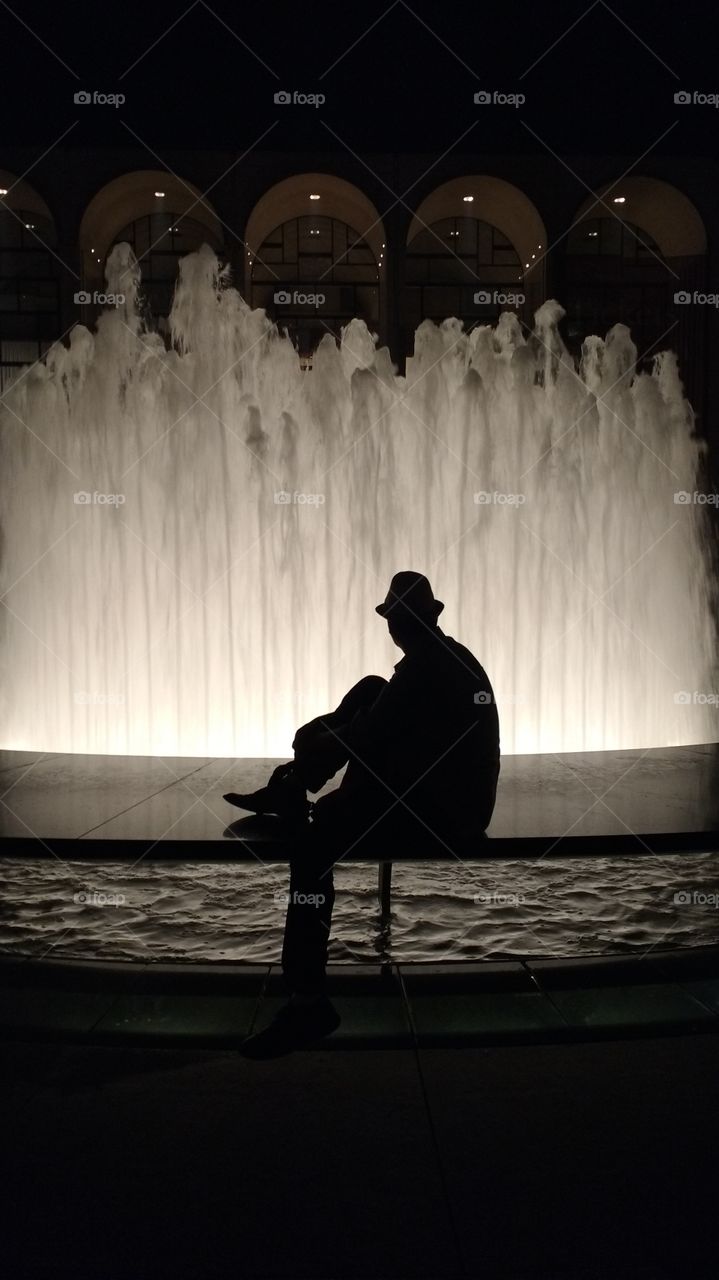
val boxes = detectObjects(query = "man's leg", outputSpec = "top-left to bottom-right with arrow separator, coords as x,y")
241,767 -> 403,1058
224,676 -> 388,814
276,679 -> 390,1001
280,778 -> 395,997
237,679 -> 389,1056
291,674 -> 388,792
326,674 -> 389,726
240,818 -> 340,1058
280,820 -> 336,997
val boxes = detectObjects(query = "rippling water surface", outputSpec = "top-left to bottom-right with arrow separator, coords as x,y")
2,856 -> 719,963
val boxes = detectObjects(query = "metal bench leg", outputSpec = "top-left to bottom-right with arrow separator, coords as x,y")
378,860 -> 392,922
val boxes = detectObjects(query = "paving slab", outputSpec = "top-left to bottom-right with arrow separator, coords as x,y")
547,981 -> 714,1030
418,1035 -> 719,1279
258,963 -> 411,1046
93,992 -> 259,1042
408,990 -> 568,1042
670,976 -> 719,1015
1,1044 -> 458,1279
0,984 -> 118,1036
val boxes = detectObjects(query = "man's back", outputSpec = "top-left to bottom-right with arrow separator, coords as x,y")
349,627 -> 500,841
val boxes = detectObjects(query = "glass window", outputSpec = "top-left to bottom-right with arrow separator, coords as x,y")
148,252 -> 180,280
407,217 -> 519,268
283,220 -> 298,260
19,282 -> 57,311
332,221 -> 347,262
423,286 -> 461,316
252,216 -> 380,357
566,217 -> 661,260
0,206 -> 60,383
404,217 -> 522,335
334,263 -> 379,284
257,244 -> 282,265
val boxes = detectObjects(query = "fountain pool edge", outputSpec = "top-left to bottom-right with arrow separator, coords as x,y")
2,948 -> 719,1050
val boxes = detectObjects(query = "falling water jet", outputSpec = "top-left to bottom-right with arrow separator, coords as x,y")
0,243 -> 715,757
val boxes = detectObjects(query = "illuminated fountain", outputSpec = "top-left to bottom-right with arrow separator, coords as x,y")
0,243 -> 715,757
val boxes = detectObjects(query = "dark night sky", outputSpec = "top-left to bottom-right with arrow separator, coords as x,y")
1,0 -> 718,158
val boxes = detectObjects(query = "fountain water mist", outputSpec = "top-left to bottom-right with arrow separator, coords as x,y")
0,243 -> 716,756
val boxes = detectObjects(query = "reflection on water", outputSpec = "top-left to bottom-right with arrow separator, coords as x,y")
2,855 -> 718,963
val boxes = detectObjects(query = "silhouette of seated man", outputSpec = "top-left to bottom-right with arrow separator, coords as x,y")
225,571 -> 500,1056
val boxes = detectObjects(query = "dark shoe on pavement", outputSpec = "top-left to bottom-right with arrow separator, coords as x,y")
240,997 -> 341,1060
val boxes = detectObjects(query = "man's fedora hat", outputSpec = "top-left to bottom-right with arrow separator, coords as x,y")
375,571 -> 444,621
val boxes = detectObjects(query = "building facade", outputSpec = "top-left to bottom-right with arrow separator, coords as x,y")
1,146 -> 717,471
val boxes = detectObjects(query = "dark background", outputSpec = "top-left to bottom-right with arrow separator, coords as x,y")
1,0 -> 717,156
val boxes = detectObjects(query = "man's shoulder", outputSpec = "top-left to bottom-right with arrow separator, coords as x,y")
440,634 -> 492,682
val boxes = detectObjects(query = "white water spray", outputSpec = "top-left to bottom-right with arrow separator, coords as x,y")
0,243 -> 715,756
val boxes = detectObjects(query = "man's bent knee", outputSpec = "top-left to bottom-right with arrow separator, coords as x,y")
334,674 -> 388,720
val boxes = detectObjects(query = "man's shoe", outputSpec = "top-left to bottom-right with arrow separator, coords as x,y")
223,771 -> 309,825
240,997 -> 340,1060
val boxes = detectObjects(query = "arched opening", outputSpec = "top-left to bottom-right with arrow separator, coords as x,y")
79,171 -> 223,331
566,177 -> 708,411
0,172 -> 61,389
403,176 -> 547,355
245,174 -> 386,364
